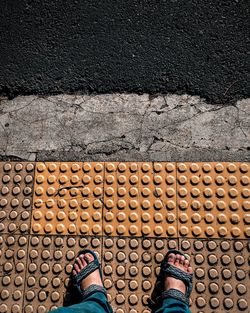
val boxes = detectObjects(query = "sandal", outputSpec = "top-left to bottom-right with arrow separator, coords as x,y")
149,249 -> 193,310
72,249 -> 107,300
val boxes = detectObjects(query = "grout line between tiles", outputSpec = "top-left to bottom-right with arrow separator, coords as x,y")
21,233 -> 30,313
175,162 -> 180,250
101,162 -> 106,268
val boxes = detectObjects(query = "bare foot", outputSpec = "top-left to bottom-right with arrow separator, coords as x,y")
72,253 -> 103,290
165,253 -> 193,294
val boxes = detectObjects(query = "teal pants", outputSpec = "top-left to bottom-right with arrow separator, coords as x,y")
50,291 -> 191,313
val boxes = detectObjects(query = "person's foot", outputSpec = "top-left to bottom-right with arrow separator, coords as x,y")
164,253 -> 193,294
72,253 -> 103,290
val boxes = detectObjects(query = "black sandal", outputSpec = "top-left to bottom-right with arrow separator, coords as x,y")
149,249 -> 193,310
72,249 -> 107,300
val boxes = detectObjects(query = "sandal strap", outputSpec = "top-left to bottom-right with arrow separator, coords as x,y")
162,288 -> 188,304
162,264 -> 193,284
81,284 -> 107,300
162,264 -> 193,298
74,258 -> 100,285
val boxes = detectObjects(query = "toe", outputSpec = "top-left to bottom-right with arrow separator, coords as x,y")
80,254 -> 87,267
76,256 -> 84,269
174,254 -> 180,266
167,253 -> 176,265
84,253 -> 94,263
184,259 -> 189,269
74,263 -> 80,273
179,255 -> 185,265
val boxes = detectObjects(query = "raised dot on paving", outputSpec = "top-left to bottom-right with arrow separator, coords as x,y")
103,162 -> 177,237
0,235 -> 28,313
0,162 -> 34,234
23,235 -> 102,311
179,238 -> 250,312
31,162 -> 104,235
103,237 -> 178,312
177,162 -> 250,238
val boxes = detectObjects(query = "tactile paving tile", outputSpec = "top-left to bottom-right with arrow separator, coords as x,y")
31,162 -> 104,235
177,162 -> 250,238
103,162 -> 177,237
1,161 -> 250,313
0,234 -> 28,313
23,235 -> 102,313
0,162 -> 35,234
102,236 -> 178,313
179,238 -> 250,312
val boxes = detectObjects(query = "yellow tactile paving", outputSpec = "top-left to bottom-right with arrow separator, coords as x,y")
0,162 -> 250,313
103,162 -> 177,237
0,162 -> 35,234
179,238 -> 250,312
103,237 -> 178,313
23,235 -> 102,313
177,162 -> 250,238
31,162 -> 104,235
0,235 -> 28,313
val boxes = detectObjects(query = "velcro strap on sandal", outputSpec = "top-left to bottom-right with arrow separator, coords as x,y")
162,288 -> 188,304
162,264 -> 193,299
74,259 -> 100,285
81,284 -> 107,300
162,264 -> 193,285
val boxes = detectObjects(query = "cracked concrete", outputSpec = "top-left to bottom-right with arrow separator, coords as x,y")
0,94 -> 249,161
